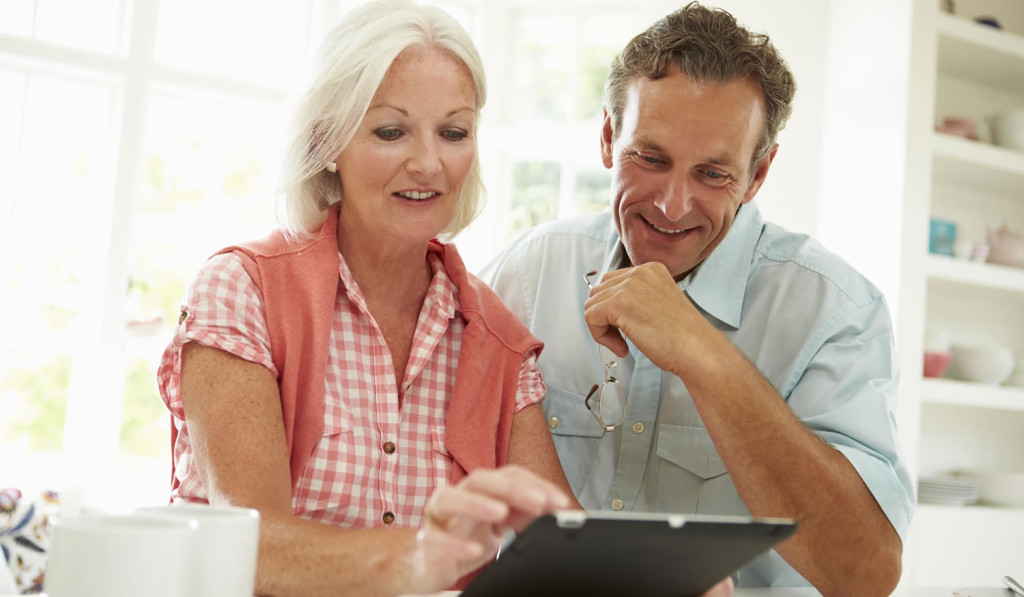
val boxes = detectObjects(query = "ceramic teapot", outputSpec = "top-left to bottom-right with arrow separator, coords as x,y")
986,224 -> 1024,268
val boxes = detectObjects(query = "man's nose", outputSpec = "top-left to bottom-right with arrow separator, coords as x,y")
654,172 -> 692,221
407,136 -> 442,176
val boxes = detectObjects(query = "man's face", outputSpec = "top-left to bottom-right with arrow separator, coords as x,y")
602,67 -> 775,281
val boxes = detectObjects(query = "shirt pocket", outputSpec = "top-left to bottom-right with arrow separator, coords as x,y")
543,384 -> 605,496
295,404 -> 356,515
431,428 -> 455,489
655,423 -> 728,480
321,401 -> 355,438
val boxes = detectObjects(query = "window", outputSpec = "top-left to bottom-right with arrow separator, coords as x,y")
460,4 -> 646,270
0,66 -> 122,492
0,0 -> 316,509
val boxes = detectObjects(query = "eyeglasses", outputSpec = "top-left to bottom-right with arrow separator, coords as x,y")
583,271 -> 626,431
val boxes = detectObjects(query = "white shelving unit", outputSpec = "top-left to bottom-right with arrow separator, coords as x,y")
901,1 -> 1024,587
921,377 -> 1024,411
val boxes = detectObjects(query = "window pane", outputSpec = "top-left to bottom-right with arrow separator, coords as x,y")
0,73 -> 117,481
509,161 -> 560,239
138,92 -> 280,258
579,14 -> 634,122
0,0 -> 34,37
155,0 -> 309,89
35,0 -> 125,54
574,169 -> 612,215
511,14 -> 571,122
114,355 -> 171,506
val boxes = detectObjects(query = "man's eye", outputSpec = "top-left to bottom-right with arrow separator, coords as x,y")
700,168 -> 730,182
375,128 -> 402,140
636,152 -> 662,164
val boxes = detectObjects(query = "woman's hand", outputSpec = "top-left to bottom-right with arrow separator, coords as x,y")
704,577 -> 735,597
407,465 -> 570,592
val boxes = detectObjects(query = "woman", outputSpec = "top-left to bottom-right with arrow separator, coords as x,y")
157,1 -> 572,595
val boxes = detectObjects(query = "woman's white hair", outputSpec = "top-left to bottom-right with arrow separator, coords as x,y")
278,0 -> 487,239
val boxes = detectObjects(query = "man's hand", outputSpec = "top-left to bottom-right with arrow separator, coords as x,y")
583,262 -> 706,377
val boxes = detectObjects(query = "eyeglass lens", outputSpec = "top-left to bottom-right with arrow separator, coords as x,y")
583,270 -> 627,430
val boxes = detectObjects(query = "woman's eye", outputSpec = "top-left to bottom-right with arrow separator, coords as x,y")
443,129 -> 468,141
375,128 -> 402,141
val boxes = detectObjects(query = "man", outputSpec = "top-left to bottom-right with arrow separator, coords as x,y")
482,2 -> 914,594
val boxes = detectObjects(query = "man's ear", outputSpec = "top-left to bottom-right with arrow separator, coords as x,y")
743,143 -> 779,204
600,109 -> 615,169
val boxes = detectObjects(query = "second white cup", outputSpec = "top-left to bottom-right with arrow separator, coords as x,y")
134,503 -> 260,597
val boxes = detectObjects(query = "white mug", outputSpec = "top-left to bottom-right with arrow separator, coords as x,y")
134,503 -> 260,597
44,513 -> 195,597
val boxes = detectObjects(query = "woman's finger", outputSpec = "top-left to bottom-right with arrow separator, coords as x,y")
455,465 -> 570,514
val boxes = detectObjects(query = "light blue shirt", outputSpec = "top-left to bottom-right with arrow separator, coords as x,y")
481,203 -> 914,587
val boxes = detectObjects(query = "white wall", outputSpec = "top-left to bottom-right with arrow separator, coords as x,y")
695,0 -> 832,239
818,0 -> 916,321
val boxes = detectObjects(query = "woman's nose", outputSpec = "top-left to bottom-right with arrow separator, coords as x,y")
406,136 -> 442,176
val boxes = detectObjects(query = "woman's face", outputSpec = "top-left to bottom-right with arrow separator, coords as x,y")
333,46 -> 477,249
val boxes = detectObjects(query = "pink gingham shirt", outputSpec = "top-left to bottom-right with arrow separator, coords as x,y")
158,247 -> 544,529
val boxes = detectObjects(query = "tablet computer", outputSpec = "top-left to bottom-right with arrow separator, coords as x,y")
461,511 -> 797,597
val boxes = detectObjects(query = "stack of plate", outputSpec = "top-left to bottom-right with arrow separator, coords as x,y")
918,474 -> 980,506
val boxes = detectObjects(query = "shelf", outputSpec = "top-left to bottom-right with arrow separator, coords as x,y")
904,6 -> 1024,587
936,13 -> 1024,95
920,377 -> 1024,412
925,254 -> 1024,292
916,502 -> 1024,515
931,132 -> 1024,196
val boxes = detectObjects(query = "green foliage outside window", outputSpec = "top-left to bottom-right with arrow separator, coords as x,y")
119,358 -> 168,457
510,161 -> 560,239
0,354 -> 71,451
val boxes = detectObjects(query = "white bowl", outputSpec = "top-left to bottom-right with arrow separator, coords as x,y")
1005,359 -> 1024,388
988,108 -> 1024,152
947,345 -> 1015,385
979,472 -> 1024,508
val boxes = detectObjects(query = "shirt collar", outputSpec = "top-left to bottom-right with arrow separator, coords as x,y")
604,203 -> 764,330
336,243 -> 458,321
425,243 -> 458,320
685,202 -> 763,329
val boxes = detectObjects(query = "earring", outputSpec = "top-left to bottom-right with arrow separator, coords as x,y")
326,161 -> 337,173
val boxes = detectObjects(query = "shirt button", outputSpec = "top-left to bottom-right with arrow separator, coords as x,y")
548,416 -> 560,429
382,511 -> 395,525
632,422 -> 645,434
611,499 -> 624,511
383,441 -> 396,454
